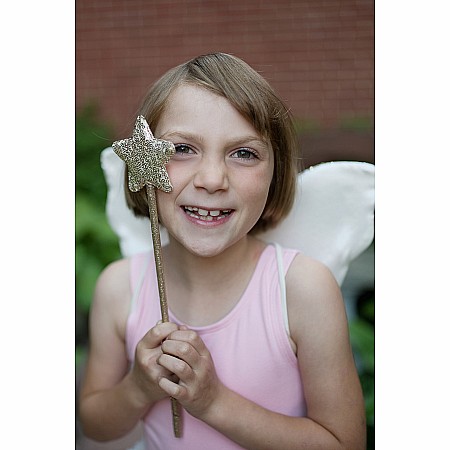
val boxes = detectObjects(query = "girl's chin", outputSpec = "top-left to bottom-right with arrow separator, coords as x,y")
181,241 -> 231,258
167,234 -> 243,259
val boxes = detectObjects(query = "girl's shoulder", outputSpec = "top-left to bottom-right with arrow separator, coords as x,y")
90,257 -> 132,340
95,257 -> 131,298
285,252 -> 346,342
286,251 -> 339,294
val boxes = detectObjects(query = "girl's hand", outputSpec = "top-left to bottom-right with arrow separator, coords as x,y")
157,326 -> 223,419
130,321 -> 180,405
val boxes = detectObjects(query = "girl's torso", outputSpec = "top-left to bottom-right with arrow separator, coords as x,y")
125,244 -> 306,450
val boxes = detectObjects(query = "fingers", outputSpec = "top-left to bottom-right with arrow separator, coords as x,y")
156,328 -> 222,419
139,321 -> 180,350
158,329 -> 211,379
134,321 -> 180,378
158,349 -> 194,384
158,375 -> 184,398
130,321 -> 182,404
164,328 -> 210,357
155,330 -> 196,401
158,329 -> 214,389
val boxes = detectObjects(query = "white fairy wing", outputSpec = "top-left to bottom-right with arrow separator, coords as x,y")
259,161 -> 375,285
100,147 -> 167,257
101,148 -> 374,285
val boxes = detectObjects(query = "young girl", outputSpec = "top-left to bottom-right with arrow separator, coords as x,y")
79,53 -> 366,449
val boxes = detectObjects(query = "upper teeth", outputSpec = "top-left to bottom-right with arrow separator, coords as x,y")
184,206 -> 230,217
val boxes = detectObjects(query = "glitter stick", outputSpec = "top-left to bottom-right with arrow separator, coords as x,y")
112,115 -> 182,437
146,185 -> 169,322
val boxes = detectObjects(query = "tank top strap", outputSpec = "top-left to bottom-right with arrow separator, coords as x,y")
126,252 -> 152,362
272,243 -> 300,337
129,253 -> 150,315
274,243 -> 289,334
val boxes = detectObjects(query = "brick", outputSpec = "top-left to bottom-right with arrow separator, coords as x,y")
76,0 -> 374,135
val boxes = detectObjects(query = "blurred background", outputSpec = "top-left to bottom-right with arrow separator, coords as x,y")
76,1 -> 374,449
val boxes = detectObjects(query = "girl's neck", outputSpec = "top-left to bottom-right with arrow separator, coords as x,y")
162,235 -> 266,326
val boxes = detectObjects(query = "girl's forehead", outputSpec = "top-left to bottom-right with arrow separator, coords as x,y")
158,84 -> 265,141
165,83 -> 227,110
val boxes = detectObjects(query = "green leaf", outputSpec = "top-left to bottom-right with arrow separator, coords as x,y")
75,104 -> 121,315
349,319 -> 374,373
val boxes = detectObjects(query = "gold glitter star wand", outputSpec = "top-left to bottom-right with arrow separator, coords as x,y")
112,115 -> 182,438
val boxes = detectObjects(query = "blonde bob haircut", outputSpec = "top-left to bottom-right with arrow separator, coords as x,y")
125,52 -> 300,234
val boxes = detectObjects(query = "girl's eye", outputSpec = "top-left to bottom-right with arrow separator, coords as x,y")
231,148 -> 258,159
174,144 -> 194,155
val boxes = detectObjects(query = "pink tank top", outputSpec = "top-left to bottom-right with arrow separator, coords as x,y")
126,244 -> 306,449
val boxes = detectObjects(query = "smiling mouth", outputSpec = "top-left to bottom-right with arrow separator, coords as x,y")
182,206 -> 233,221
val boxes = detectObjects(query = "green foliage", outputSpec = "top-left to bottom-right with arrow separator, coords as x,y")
76,102 -> 114,199
75,104 -> 121,353
339,116 -> 374,131
293,118 -> 321,134
349,292 -> 375,450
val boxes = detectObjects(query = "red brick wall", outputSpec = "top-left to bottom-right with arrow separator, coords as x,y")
76,0 -> 373,142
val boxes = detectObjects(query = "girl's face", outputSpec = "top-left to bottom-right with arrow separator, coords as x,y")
155,83 -> 274,257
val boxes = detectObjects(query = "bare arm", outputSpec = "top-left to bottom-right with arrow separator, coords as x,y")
286,254 -> 366,449
158,255 -> 366,449
78,258 -> 178,441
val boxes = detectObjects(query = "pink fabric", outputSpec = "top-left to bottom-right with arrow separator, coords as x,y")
126,245 -> 306,449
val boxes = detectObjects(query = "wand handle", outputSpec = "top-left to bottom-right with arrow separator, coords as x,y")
147,185 -> 169,322
146,185 -> 182,437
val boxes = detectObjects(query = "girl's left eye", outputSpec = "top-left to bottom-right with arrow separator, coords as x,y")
174,144 -> 194,154
231,148 -> 258,159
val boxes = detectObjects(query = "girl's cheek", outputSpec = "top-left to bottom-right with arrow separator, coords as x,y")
166,162 -> 187,187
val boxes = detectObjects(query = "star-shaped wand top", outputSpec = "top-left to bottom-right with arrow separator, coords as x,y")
112,115 -> 175,193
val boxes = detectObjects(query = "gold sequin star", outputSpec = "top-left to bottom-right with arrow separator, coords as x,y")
112,115 -> 175,193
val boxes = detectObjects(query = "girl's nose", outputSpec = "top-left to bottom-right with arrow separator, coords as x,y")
193,156 -> 229,193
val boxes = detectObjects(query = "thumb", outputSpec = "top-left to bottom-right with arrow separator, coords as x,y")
141,321 -> 179,349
